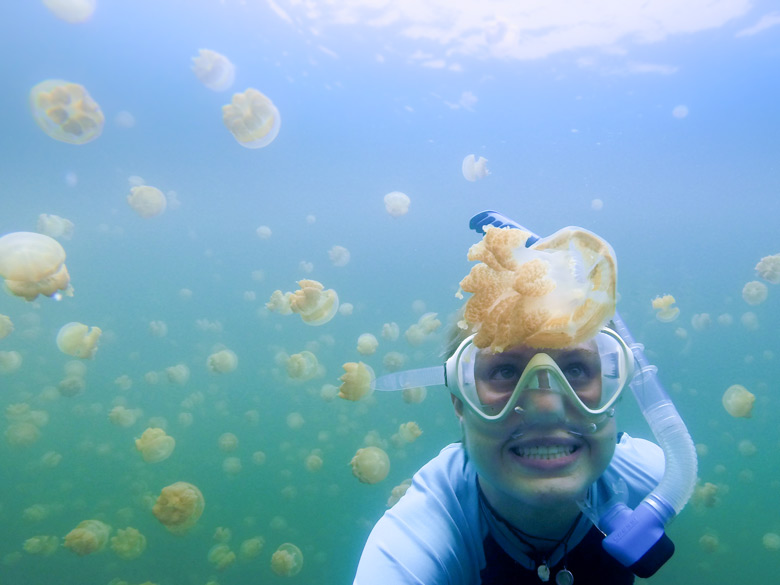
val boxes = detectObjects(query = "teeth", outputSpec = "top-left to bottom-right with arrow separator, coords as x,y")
514,445 -> 575,460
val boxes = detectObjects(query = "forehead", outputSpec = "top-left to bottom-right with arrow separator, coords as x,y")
476,339 -> 599,361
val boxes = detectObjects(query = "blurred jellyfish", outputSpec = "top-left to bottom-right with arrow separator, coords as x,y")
43,0 -> 96,23
698,532 -> 719,552
672,105 -> 689,119
252,451 -> 267,465
651,294 -> 680,322
717,313 -> 733,326
23,535 -> 60,556
240,536 -> 265,560
222,88 -> 281,148
402,386 -> 427,404
742,280 -> 768,305
56,322 -> 102,358
722,384 -> 755,418
387,479 -> 412,507
37,214 -> 74,240
737,439 -> 757,457
64,519 -> 111,556
191,49 -> 235,92
384,191 -> 410,217
222,457 -> 242,475
741,311 -> 759,330
339,302 -> 354,316
286,351 -> 319,380
208,543 -> 237,570
270,543 -> 304,576
691,313 -> 711,331
351,446 -> 390,484
152,482 -> 205,535
320,383 -> 339,401
305,453 -> 323,472
115,110 -> 136,128
591,198 -> 604,211
108,405 -> 142,428
383,351 -> 405,372
207,348 -> 238,373
397,422 -> 422,443
756,253 -> 780,284
127,185 -> 167,218
0,232 -> 72,301
328,245 -> 350,267
110,527 -> 146,560
286,412 -> 305,430
381,322 -> 399,341
218,432 -> 239,452
135,428 -> 175,463
29,80 -> 103,144
148,320 -> 168,337
166,364 -> 190,385
256,225 -> 272,239
0,314 -> 13,340
461,154 -> 489,181
356,333 -> 378,355
338,362 -> 374,401
763,532 -> 780,551
266,290 -> 293,315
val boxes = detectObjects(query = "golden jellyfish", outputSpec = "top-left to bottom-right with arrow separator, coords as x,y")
305,453 -> 323,472
239,536 -> 265,560
320,383 -> 339,401
462,154 -> 490,181
286,351 -> 320,380
651,294 -> 680,322
402,386 -> 427,404
64,519 -> 111,556
23,535 -> 60,556
207,348 -> 238,373
340,302 -> 354,316
756,253 -> 780,284
387,479 -> 413,507
722,384 -> 755,418
222,457 -> 242,475
357,333 -> 378,355
37,213 -> 74,240
191,49 -> 235,92
135,428 -> 175,463
0,232 -> 72,301
108,405 -> 142,428
222,88 -> 281,148
741,311 -> 759,330
691,312 -> 712,331
398,422 -> 422,443
5,422 -> 40,446
338,361 -> 374,401
742,280 -> 768,306
218,432 -> 239,452
266,289 -> 293,314
110,527 -> 146,560
166,364 -> 190,385
286,412 -> 305,430
43,0 -> 96,23
56,322 -> 102,358
382,322 -> 400,341
256,225 -> 272,239
208,544 -> 236,570
762,532 -> 780,551
270,543 -> 304,576
152,482 -> 205,535
29,80 -> 103,144
288,279 -> 339,325
127,185 -> 167,218
0,314 -> 12,339
328,245 -> 351,267
698,532 -> 719,553
351,446 -> 390,484
384,191 -> 410,217
459,225 -> 617,352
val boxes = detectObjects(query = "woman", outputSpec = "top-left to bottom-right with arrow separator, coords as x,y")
354,224 -> 666,584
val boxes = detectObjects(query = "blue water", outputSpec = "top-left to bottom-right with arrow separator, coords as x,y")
1,1 -> 778,583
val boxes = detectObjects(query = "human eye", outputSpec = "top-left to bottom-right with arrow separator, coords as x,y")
489,364 -> 520,384
562,361 -> 594,387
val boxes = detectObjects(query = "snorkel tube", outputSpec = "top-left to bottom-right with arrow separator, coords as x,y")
469,211 -> 698,577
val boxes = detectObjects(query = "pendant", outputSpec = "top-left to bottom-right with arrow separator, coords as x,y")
555,568 -> 574,585
537,563 -> 550,582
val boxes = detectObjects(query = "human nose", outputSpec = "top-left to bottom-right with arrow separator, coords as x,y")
512,371 -> 566,416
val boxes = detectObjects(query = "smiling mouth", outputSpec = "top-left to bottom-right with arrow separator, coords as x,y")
511,444 -> 578,460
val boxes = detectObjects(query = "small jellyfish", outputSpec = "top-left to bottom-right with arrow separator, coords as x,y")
108,405 -> 142,428
289,279 -> 339,325
762,532 -> 780,551
286,351 -> 320,380
402,386 -> 427,404
698,532 -> 719,553
384,191 -> 410,217
351,446 -> 390,484
149,320 -> 168,337
222,88 -> 281,148
338,362 -> 374,401
207,349 -> 238,373
305,453 -> 323,472
127,185 -> 167,218
135,428 -> 175,463
270,543 -> 304,576
29,80 -> 103,144
0,232 -> 72,301
742,280 -> 768,306
239,536 -> 265,560
191,49 -> 236,92
462,154 -> 490,181
256,225 -> 272,239
23,535 -> 60,556
357,333 -> 379,355
0,314 -> 13,340
37,214 -> 74,240
110,527 -> 146,560
56,322 -> 102,358
383,351 -> 406,372
208,543 -> 237,570
738,439 -> 757,457
756,253 -> 780,284
286,412 -> 305,430
152,482 -> 205,535
651,294 -> 680,322
722,384 -> 755,418
266,289 -> 293,314
43,0 -> 96,23
397,422 -> 422,443
691,313 -> 712,331
166,364 -> 190,385
381,322 -> 399,341
64,519 -> 111,556
218,432 -> 239,452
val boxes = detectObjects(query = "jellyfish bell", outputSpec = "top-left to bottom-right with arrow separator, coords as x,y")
289,279 -> 339,326
222,88 -> 281,148
127,185 -> 167,218
270,543 -> 304,576
152,481 -> 205,535
755,253 -> 780,284
462,154 -> 490,182
43,0 -> 96,23
384,191 -> 410,217
64,519 -> 111,556
742,280 -> 768,306
191,49 -> 236,92
29,80 -> 103,144
135,428 -> 175,463
722,384 -> 755,418
37,213 -> 74,240
651,294 -> 680,322
56,322 -> 102,359
338,361 -> 374,401
350,446 -> 390,484
0,232 -> 72,301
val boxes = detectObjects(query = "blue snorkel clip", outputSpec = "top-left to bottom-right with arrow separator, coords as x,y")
468,211 -> 698,578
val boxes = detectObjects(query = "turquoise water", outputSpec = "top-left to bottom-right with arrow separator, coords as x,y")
1,1 -> 778,583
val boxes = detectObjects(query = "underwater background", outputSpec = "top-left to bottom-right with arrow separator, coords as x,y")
0,0 -> 778,583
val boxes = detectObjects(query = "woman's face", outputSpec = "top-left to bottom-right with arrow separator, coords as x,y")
453,341 -> 617,508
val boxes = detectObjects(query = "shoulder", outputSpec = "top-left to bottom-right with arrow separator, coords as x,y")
353,443 -> 485,585
604,433 -> 665,505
